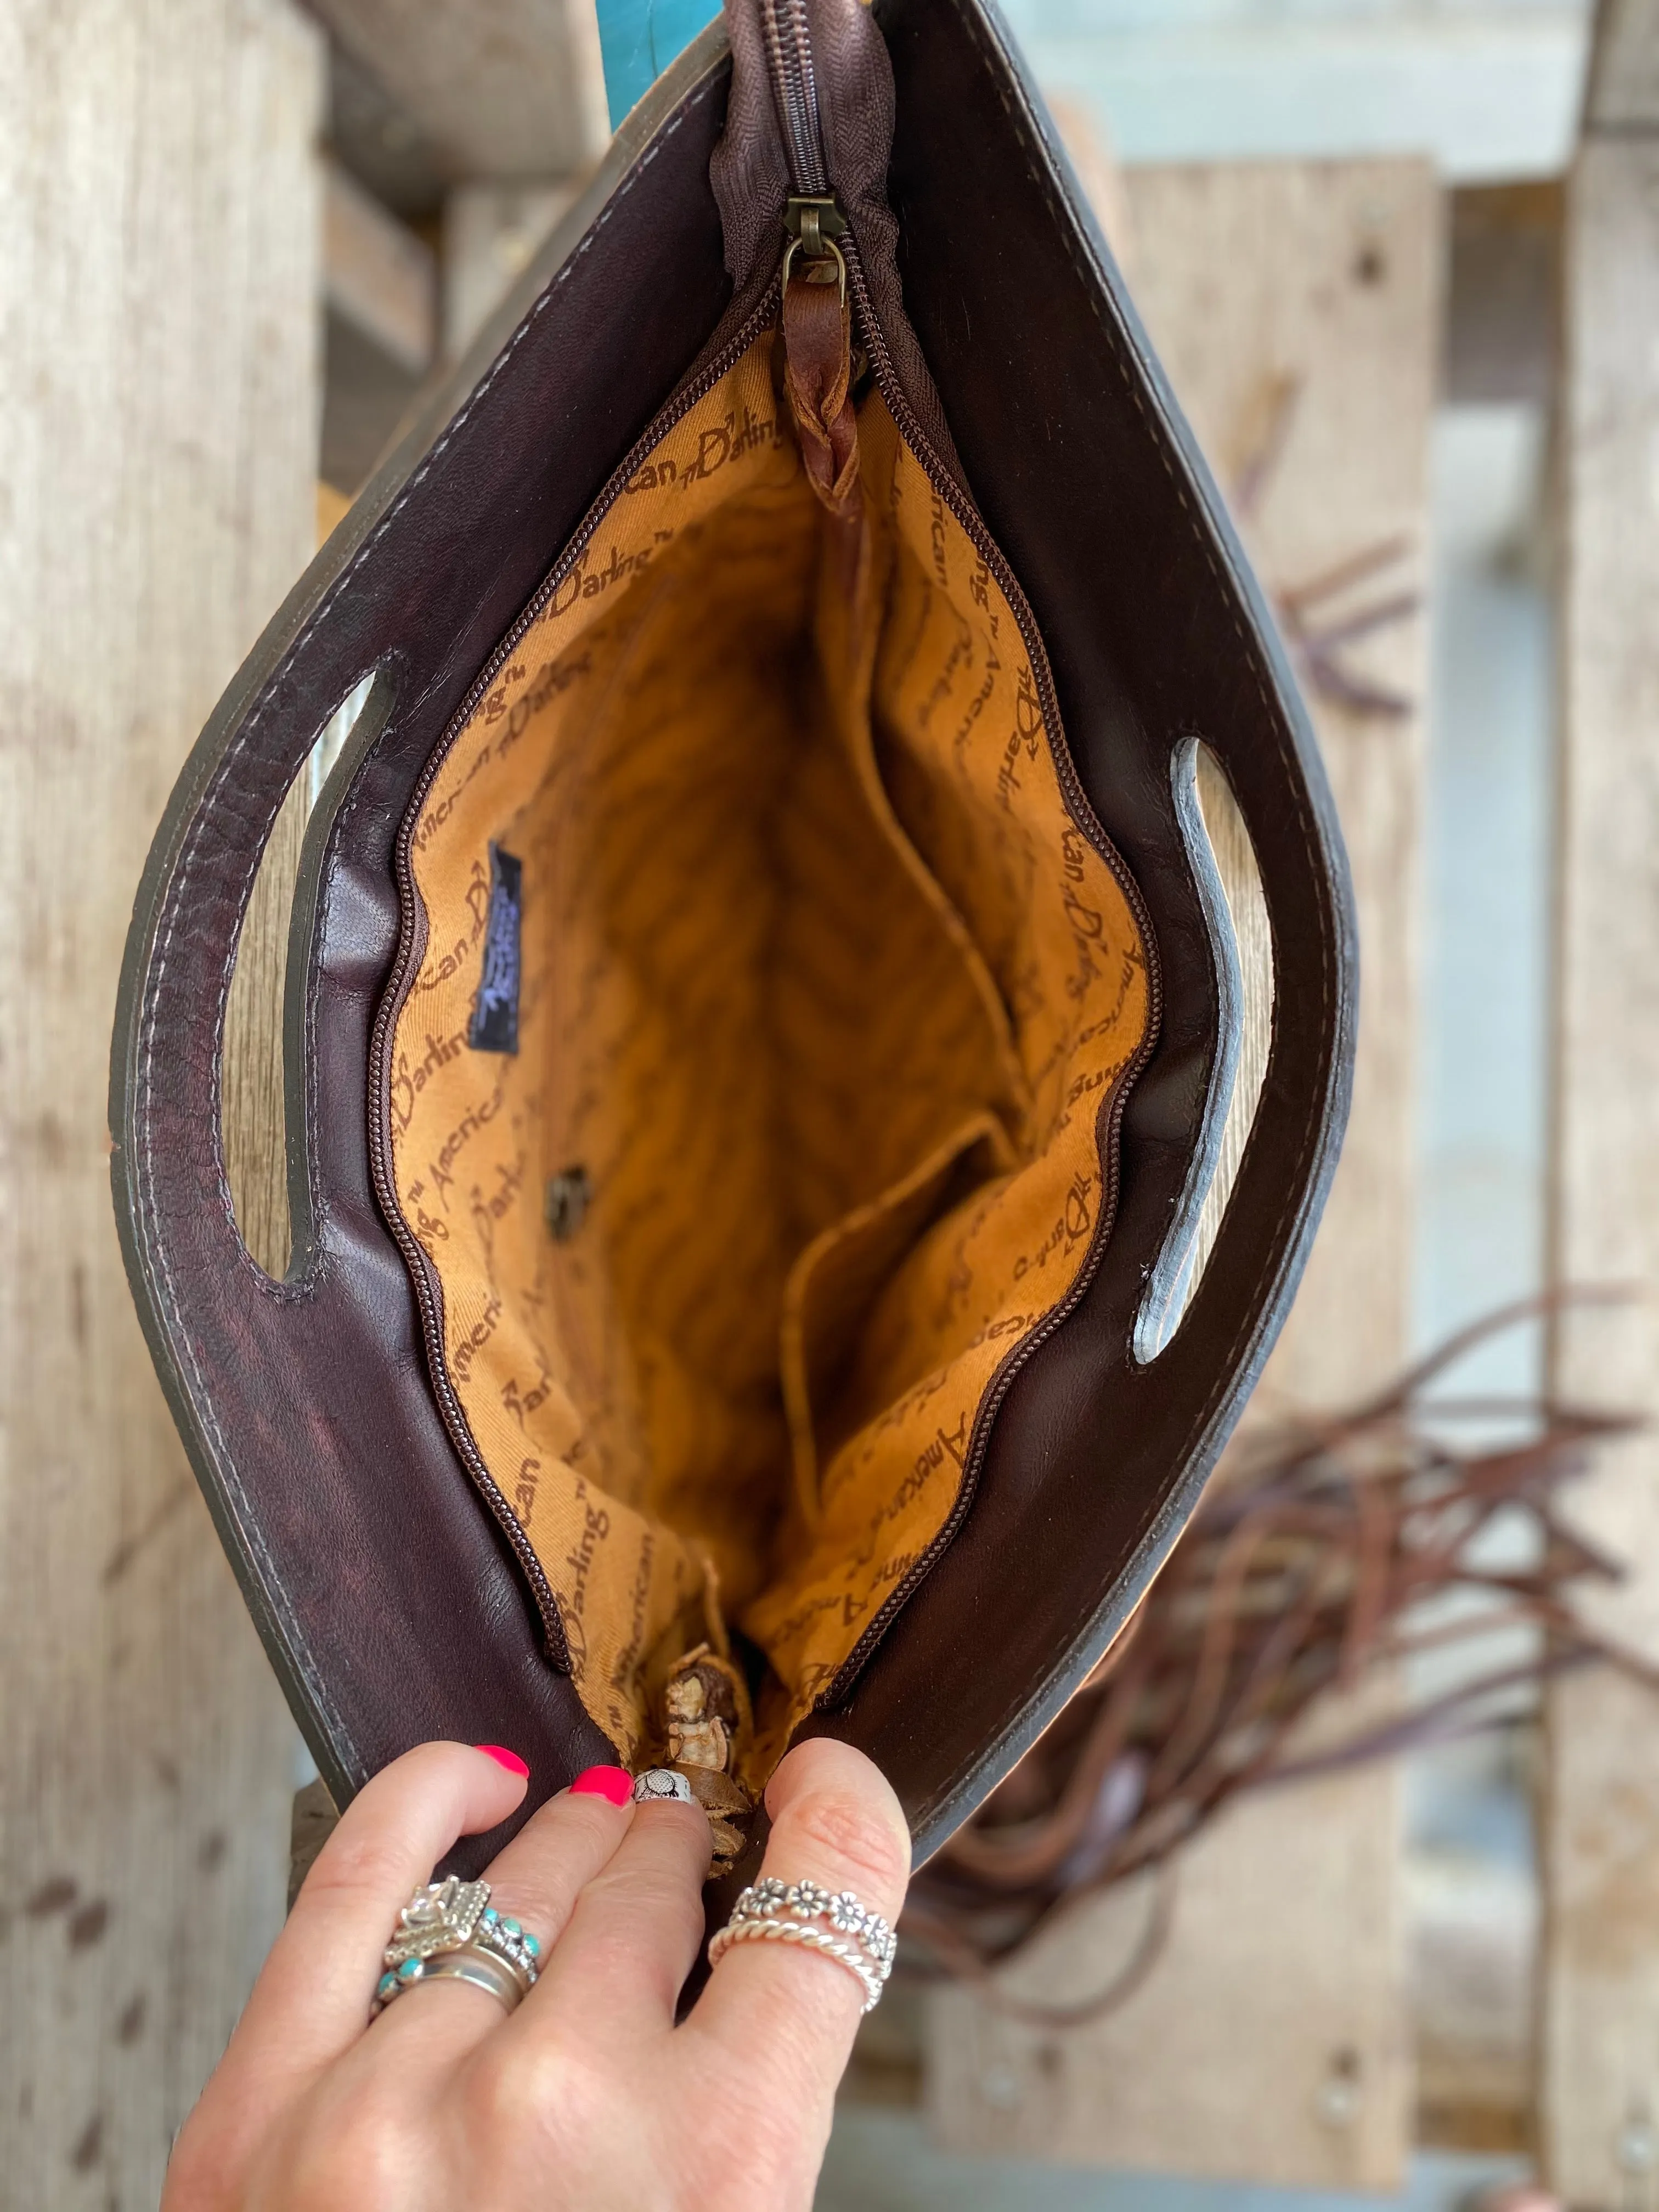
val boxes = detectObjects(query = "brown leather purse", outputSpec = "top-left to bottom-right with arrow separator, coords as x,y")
111,0 -> 1355,1891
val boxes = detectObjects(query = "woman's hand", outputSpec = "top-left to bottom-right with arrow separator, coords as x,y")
163,1737 -> 910,2212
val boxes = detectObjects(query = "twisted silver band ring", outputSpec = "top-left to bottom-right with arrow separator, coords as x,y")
707,1915 -> 885,2011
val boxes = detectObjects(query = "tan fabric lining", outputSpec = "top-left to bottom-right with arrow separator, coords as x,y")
388,335 -> 1151,1780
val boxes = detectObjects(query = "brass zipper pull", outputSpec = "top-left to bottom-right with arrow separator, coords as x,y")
783,194 -> 846,287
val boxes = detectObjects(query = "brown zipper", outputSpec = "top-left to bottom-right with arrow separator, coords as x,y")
813,219 -> 1163,1711
759,0 -> 831,196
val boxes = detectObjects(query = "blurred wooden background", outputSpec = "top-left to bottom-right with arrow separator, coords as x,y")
1,5 -> 321,2201
2,0 -> 1655,2205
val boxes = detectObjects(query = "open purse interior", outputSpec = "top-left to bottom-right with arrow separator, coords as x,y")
383,328 -> 1153,1819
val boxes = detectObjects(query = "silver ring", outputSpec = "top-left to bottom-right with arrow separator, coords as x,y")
377,1947 -> 525,2014
707,1878 -> 895,2015
372,1875 -> 540,2018
632,1768 -> 695,1804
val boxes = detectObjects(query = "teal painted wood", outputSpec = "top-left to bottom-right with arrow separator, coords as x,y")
596,0 -> 723,126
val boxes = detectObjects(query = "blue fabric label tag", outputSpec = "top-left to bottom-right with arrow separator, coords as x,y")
469,844 -> 522,1054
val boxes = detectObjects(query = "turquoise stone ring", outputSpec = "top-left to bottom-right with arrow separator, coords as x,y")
370,1876 -> 541,2020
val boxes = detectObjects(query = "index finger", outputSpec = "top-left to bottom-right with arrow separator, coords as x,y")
683,1740 -> 911,2103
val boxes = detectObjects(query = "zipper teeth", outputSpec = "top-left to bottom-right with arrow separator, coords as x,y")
761,0 -> 829,194
365,290 -> 781,1668
816,233 -> 1166,1713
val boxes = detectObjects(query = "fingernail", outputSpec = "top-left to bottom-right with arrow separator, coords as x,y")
570,1764 -> 633,1806
474,1743 -> 530,1778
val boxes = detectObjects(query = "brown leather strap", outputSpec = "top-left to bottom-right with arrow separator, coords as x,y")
782,272 -> 861,522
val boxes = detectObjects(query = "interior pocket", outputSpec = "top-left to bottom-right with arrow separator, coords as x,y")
382,332 -> 1153,1787
779,1113 -> 1017,1536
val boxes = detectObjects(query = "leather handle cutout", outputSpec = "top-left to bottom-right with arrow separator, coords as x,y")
1133,739 -> 1274,1363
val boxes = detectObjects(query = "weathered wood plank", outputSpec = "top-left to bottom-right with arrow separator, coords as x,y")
1585,0 -> 1659,129
1540,128 -> 1659,2207
308,0 -> 608,180
222,780 -> 309,1283
442,180 -> 580,359
927,158 -> 1439,2187
0,1 -> 322,2199
325,158 -> 437,375
1445,182 -> 1562,409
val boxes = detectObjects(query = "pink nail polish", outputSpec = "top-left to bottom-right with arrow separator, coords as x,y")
570,1765 -> 632,1806
474,1743 -> 530,1778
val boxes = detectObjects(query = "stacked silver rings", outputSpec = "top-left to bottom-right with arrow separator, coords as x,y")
371,1875 -> 541,2018
707,1878 -> 895,2013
